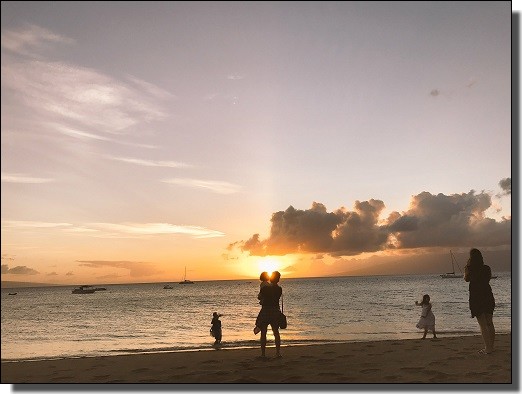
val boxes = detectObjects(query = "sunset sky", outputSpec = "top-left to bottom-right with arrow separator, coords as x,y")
1,2 -> 512,284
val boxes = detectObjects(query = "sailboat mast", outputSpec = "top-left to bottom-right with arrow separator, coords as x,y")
452,251 -> 463,274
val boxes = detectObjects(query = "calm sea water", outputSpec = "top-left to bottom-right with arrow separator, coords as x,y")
1,274 -> 511,361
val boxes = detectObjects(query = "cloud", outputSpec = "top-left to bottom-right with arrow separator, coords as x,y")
48,123 -> 158,149
1,173 -> 54,183
66,271 -> 74,276
236,201 -> 386,256
51,124 -> 111,141
109,157 -> 191,168
386,190 -> 510,249
2,60 -> 170,135
47,272 -> 58,276
87,223 -> 225,238
2,221 -> 224,239
1,254 -> 16,261
498,178 -> 511,196
466,78 -> 478,88
2,220 -> 72,229
162,178 -> 242,194
234,186 -> 511,257
204,93 -> 219,101
227,75 -> 244,80
2,265 -> 39,275
1,26 -> 173,152
96,274 -> 123,280
430,89 -> 440,97
331,200 -> 389,255
77,260 -> 162,278
1,24 -> 74,57
125,75 -> 176,100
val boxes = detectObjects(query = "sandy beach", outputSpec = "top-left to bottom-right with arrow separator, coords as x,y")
1,334 -> 511,384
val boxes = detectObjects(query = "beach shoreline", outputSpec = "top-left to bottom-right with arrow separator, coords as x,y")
1,333 -> 512,384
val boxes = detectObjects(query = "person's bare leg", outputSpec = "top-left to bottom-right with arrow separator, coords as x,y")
432,327 -> 437,339
422,328 -> 427,339
486,314 -> 495,352
272,326 -> 281,357
476,314 -> 492,353
260,327 -> 267,357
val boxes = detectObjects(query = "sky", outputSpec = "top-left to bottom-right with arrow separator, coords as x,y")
0,2 -> 512,285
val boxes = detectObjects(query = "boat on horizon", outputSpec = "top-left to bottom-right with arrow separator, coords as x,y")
179,267 -> 194,284
72,285 -> 96,294
163,284 -> 174,289
440,251 -> 464,278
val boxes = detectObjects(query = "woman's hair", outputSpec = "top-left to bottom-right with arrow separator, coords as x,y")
260,271 -> 270,282
420,294 -> 430,305
270,271 -> 281,283
468,248 -> 484,268
468,248 -> 491,281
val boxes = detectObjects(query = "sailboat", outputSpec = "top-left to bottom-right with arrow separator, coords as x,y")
440,250 -> 464,278
179,266 -> 194,284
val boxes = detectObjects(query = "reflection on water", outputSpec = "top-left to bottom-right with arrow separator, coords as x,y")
1,273 -> 511,361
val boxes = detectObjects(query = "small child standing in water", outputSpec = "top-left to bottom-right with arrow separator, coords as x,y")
253,271 -> 271,335
210,312 -> 222,345
415,294 -> 437,339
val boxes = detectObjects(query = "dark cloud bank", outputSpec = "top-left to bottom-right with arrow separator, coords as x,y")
231,187 -> 511,258
1,264 -> 39,275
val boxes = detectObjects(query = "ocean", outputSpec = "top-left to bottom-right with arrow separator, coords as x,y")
1,274 -> 511,362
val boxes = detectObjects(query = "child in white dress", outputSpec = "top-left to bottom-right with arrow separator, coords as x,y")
415,294 -> 437,339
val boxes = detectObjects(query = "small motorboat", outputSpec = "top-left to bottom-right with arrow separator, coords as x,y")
94,287 -> 107,291
163,284 -> 173,289
8,292 -> 17,295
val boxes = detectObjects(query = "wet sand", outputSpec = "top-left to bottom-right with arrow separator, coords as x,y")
1,334 -> 511,384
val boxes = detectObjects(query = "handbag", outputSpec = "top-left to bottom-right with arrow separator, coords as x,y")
279,294 -> 287,329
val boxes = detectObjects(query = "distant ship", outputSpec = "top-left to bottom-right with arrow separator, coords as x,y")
179,267 -> 194,284
72,285 -> 106,293
72,285 -> 96,294
440,251 -> 464,278
163,284 -> 173,289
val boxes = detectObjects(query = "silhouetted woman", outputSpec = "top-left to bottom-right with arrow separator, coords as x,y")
210,312 -> 222,345
464,248 -> 495,354
256,271 -> 283,358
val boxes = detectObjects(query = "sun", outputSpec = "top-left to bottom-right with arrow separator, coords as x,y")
257,257 -> 280,276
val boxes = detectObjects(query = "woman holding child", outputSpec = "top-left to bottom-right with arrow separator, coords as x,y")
255,271 -> 283,358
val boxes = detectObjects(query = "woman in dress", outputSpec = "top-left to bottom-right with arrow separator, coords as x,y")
210,312 -> 222,345
464,248 -> 495,354
256,271 -> 283,358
